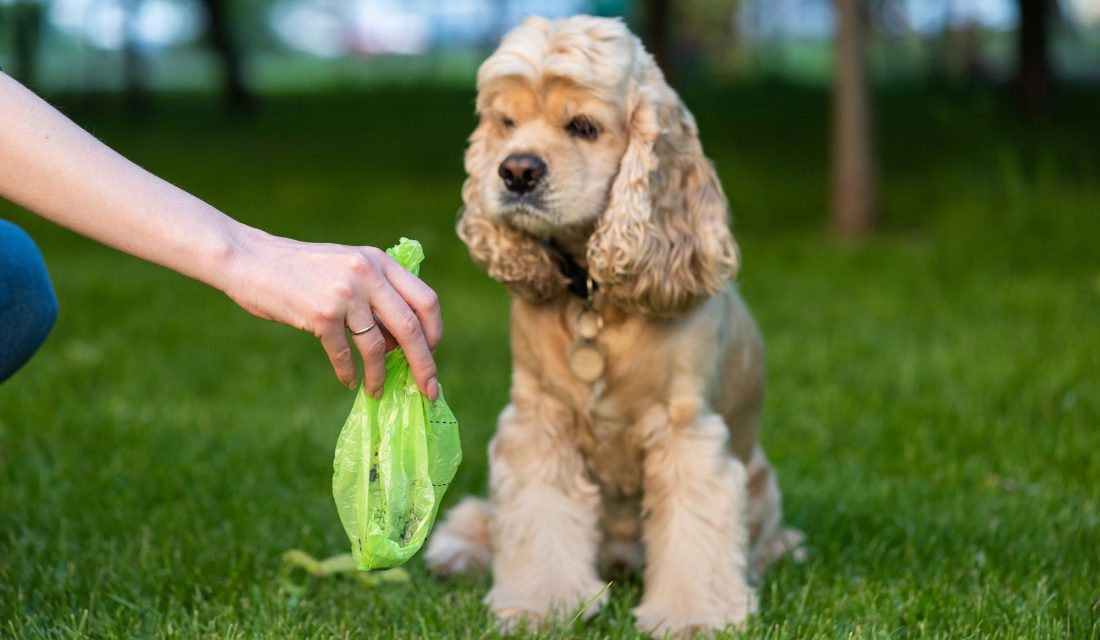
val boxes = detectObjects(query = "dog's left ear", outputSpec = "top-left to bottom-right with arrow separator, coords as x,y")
587,39 -> 739,317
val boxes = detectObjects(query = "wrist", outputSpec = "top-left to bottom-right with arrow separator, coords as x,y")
199,215 -> 257,296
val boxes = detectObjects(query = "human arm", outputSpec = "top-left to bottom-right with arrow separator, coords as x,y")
0,72 -> 440,400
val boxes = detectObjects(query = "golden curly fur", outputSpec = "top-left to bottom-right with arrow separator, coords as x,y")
457,16 -> 738,315
429,15 -> 803,637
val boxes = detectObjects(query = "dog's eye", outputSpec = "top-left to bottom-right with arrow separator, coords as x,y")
565,116 -> 598,141
501,116 -> 515,129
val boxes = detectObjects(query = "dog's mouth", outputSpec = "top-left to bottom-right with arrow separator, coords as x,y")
498,192 -> 557,224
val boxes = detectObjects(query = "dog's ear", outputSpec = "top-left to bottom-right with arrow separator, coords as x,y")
457,120 -> 566,301
587,40 -> 739,317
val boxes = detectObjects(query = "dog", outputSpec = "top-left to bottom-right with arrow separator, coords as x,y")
425,15 -> 803,637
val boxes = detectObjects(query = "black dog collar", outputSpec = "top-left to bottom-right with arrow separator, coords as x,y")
542,237 -> 597,301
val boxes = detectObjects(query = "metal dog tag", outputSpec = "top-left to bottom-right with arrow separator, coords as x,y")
567,339 -> 607,383
576,309 -> 603,340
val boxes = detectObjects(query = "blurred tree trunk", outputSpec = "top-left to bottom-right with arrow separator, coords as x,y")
12,0 -> 42,87
643,0 -> 674,83
123,0 -> 150,114
198,0 -> 255,112
830,0 -> 877,239
1014,0 -> 1052,115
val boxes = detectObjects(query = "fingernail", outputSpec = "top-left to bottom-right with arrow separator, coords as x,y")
346,379 -> 357,390
427,377 -> 439,402
370,387 -> 383,401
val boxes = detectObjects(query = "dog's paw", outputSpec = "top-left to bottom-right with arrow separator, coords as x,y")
633,590 -> 757,639
424,497 -> 492,577
750,526 -> 808,581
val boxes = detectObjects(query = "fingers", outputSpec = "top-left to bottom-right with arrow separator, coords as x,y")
374,321 -> 399,353
347,310 -> 387,399
313,247 -> 441,401
319,326 -> 358,390
381,257 -> 443,351
365,275 -> 439,402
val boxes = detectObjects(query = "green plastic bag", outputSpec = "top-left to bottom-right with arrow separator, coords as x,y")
332,238 -> 462,571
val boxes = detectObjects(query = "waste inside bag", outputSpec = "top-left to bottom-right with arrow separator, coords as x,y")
332,237 -> 461,571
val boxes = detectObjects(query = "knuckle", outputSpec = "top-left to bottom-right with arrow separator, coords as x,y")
330,281 -> 354,300
424,322 -> 442,349
364,335 -> 388,357
421,289 -> 440,311
397,312 -> 422,338
347,254 -> 373,276
416,363 -> 438,384
314,304 -> 340,325
333,346 -> 354,363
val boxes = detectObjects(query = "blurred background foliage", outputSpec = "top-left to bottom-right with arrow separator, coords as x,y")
4,0 -> 1098,237
2,0 -> 1098,95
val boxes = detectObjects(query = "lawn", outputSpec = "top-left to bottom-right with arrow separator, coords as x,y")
1,84 -> 1098,639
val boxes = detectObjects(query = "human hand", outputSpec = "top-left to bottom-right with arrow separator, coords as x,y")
219,227 -> 442,400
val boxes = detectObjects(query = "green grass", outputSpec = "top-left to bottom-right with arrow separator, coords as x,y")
2,84 -> 1099,638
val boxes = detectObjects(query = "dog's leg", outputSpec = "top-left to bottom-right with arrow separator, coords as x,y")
487,400 -> 607,631
633,405 -> 756,638
425,497 -> 493,576
746,445 -> 806,580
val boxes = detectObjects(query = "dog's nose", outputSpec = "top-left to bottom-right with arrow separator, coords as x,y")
499,154 -> 547,194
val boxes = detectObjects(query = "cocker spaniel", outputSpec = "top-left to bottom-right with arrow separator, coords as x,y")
425,15 -> 803,637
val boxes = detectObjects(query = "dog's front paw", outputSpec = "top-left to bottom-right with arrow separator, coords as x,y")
633,589 -> 757,638
425,497 -> 493,577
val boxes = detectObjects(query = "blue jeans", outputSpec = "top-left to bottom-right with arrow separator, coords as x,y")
0,219 -> 58,382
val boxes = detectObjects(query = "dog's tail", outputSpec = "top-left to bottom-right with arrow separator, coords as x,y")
424,497 -> 493,576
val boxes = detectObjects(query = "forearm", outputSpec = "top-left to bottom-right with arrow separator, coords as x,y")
0,73 -> 443,396
0,72 -> 243,292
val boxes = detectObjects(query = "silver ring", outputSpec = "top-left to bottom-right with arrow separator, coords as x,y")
348,322 -> 377,335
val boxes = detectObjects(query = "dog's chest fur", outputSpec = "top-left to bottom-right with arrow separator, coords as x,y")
511,295 -> 726,496
575,386 -> 648,494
